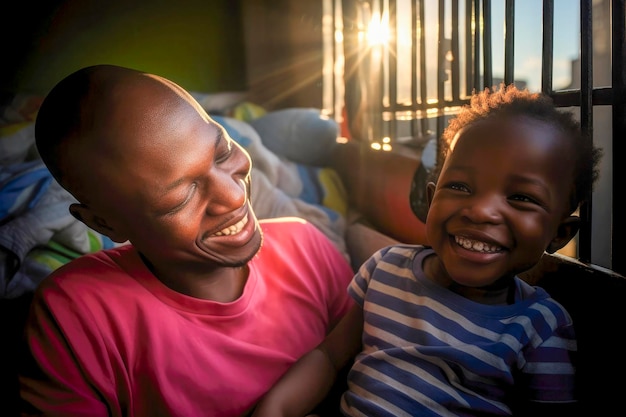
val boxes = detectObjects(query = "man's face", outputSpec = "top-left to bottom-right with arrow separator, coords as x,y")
74,80 -> 263,277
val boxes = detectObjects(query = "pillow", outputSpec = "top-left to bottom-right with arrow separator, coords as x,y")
0,93 -> 43,127
248,108 -> 339,167
189,91 -> 247,115
0,93 -> 43,166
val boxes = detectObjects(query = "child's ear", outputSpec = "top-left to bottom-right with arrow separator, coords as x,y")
546,216 -> 581,254
426,181 -> 437,208
69,203 -> 128,243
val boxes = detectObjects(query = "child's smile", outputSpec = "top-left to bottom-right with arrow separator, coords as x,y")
426,115 -> 577,288
454,235 -> 502,254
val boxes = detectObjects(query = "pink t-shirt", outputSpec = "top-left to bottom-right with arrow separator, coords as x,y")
20,218 -> 354,417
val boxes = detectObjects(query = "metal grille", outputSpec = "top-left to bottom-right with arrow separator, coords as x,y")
333,0 -> 625,274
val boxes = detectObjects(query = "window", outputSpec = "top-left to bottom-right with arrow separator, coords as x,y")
323,0 -> 625,275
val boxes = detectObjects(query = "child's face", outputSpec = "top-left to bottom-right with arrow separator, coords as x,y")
425,115 -> 577,287
74,81 -> 262,273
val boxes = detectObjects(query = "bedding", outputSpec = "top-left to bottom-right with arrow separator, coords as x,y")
0,94 -> 349,299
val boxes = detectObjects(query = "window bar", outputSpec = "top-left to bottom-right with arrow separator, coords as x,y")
374,0 -> 385,143
331,0 -> 338,120
612,0 -> 626,275
411,0 -> 419,138
335,0 -> 344,122
541,0 -> 554,94
340,0 -> 360,141
483,0 -> 493,88
419,0 -> 428,137
451,0 -> 461,101
465,0 -> 474,95
577,0 -> 593,263
473,0 -> 481,91
389,0 -> 398,142
504,0 -> 515,85
436,0 -> 447,139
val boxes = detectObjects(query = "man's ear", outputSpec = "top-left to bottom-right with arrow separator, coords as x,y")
546,216 -> 581,254
69,203 -> 128,243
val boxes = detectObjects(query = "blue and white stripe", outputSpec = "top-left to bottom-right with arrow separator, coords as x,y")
341,245 -> 576,416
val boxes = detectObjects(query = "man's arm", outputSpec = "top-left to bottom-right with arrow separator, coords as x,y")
251,304 -> 363,417
19,294 -> 112,416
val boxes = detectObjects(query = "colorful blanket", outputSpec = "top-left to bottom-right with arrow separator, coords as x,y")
0,103 -> 348,299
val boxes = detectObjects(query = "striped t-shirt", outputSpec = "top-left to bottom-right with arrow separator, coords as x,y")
341,245 -> 576,417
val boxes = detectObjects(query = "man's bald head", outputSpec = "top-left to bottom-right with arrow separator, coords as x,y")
35,64 -> 202,204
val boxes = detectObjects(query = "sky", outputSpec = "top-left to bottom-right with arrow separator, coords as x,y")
390,0 -> 581,99
492,0 -> 581,91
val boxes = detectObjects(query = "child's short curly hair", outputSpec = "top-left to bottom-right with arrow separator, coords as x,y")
433,84 -> 603,212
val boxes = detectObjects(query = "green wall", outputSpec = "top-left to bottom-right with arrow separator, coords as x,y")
3,0 -> 247,96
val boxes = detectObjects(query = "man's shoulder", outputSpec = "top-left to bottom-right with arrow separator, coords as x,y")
259,216 -> 316,234
43,244 -> 137,283
260,217 -> 333,246
259,216 -> 310,227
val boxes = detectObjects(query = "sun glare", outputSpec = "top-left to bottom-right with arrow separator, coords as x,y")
366,13 -> 390,47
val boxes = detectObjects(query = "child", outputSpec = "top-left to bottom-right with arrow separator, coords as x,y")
18,64 -> 355,417
251,85 -> 603,416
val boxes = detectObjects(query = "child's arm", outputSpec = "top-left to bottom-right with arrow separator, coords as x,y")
251,303 -> 364,417
514,400 -> 578,416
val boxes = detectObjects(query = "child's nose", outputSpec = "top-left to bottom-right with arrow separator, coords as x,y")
462,194 -> 504,224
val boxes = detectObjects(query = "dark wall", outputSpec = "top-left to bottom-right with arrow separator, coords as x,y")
2,0 -> 247,97
242,0 -> 324,110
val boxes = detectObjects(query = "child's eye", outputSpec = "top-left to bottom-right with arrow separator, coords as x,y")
509,194 -> 540,205
446,182 -> 470,193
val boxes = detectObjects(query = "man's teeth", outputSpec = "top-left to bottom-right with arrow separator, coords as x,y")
213,215 -> 248,237
454,236 -> 501,253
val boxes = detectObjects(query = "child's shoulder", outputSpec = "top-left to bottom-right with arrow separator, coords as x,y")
368,244 -> 432,268
378,243 -> 431,257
